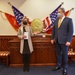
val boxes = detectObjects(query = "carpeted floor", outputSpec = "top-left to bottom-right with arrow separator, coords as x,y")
0,63 -> 75,75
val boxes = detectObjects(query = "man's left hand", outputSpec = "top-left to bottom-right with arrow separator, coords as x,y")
66,42 -> 71,46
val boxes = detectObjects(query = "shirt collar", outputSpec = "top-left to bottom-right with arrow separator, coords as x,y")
61,16 -> 65,21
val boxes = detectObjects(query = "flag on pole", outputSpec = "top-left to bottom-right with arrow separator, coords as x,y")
5,13 -> 19,31
47,8 -> 74,33
42,2 -> 64,34
43,16 -> 51,29
43,3 -> 73,34
8,2 -> 31,26
12,5 -> 24,26
65,8 -> 74,17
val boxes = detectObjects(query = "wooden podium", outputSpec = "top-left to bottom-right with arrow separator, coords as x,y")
9,35 -> 56,67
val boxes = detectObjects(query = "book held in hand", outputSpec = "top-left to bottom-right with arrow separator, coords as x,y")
24,32 -> 29,39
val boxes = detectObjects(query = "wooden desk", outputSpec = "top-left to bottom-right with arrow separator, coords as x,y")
9,36 -> 56,67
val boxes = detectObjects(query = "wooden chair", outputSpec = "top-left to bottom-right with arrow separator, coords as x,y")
0,51 -> 10,67
68,46 -> 75,62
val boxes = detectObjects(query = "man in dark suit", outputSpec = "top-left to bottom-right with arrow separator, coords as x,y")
51,8 -> 73,75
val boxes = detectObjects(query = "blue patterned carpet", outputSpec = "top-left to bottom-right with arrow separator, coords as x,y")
0,63 -> 75,75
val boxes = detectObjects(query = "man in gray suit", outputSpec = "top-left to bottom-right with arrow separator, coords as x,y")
51,8 -> 73,75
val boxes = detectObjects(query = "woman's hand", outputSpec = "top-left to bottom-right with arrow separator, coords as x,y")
33,31 -> 39,35
22,36 -> 27,39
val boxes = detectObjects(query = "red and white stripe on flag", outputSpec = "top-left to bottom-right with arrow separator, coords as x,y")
43,16 -> 51,28
42,16 -> 51,32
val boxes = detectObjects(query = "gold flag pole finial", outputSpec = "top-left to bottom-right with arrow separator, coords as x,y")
70,8 -> 74,11
0,10 -> 4,13
0,10 -> 2,12
61,2 -> 64,5
0,10 -> 6,20
8,2 -> 12,6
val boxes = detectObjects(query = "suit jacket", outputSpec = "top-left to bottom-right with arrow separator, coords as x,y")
52,17 -> 73,44
17,25 -> 34,54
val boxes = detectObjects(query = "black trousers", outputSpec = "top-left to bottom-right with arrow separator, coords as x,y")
23,54 -> 30,70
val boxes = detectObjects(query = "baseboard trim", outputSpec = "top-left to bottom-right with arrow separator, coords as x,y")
10,63 -> 56,67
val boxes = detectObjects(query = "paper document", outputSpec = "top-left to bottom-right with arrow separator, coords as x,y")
24,32 -> 29,39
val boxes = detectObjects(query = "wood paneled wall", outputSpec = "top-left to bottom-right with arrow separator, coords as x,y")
0,36 -> 75,67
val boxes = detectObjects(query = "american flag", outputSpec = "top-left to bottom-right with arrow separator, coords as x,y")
43,16 -> 51,29
50,2 -> 63,27
43,2 -> 63,32
12,6 -> 24,26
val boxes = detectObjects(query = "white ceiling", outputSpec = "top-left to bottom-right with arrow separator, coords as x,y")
5,0 -> 27,8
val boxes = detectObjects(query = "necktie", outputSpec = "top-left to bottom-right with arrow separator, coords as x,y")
58,19 -> 62,28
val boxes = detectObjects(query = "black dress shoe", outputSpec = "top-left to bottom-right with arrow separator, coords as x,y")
23,68 -> 26,72
52,66 -> 61,71
63,69 -> 67,75
26,68 -> 30,72
23,69 -> 29,72
23,67 -> 26,72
